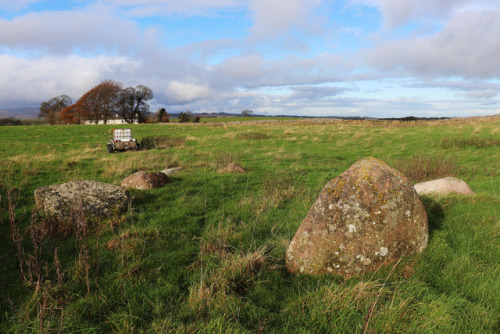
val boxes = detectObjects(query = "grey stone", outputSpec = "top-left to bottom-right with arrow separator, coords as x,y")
286,157 -> 428,277
121,171 -> 169,190
161,167 -> 183,176
414,177 -> 474,196
35,180 -> 130,219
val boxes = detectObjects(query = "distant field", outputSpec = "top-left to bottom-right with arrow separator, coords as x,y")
20,118 -> 47,125
166,116 -> 296,123
198,116 -> 297,122
0,116 -> 499,332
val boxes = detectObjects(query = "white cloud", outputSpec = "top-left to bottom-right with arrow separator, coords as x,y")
248,0 -> 323,41
465,89 -> 498,99
410,80 -> 500,99
0,55 -> 140,106
0,0 -> 43,11
102,0 -> 245,17
211,52 -> 347,89
288,85 -> 350,100
165,81 -> 214,104
364,9 -> 500,79
0,10 -> 141,54
372,0 -> 500,27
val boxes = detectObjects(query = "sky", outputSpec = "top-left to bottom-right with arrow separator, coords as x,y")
1,0 -> 500,118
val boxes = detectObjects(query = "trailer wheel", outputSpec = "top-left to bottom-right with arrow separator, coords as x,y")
107,144 -> 114,153
136,143 -> 141,151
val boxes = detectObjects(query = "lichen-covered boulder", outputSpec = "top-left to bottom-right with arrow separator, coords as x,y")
35,180 -> 130,219
414,177 -> 474,196
286,157 -> 428,277
121,171 -> 170,190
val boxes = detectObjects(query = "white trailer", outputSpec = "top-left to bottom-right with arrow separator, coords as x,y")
107,129 -> 140,153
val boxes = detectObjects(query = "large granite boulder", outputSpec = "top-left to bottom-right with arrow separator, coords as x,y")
414,177 -> 474,196
121,171 -> 170,190
35,180 -> 130,219
286,157 -> 428,277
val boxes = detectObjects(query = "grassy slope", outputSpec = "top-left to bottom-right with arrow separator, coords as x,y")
0,117 -> 499,333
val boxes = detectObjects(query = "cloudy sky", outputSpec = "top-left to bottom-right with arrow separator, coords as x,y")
1,0 -> 500,117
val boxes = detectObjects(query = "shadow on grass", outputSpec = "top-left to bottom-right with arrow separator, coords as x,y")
421,196 -> 445,235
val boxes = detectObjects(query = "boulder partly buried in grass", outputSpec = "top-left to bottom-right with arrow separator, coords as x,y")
414,177 -> 474,196
161,167 -> 183,176
35,180 -> 130,219
286,157 -> 428,277
121,171 -> 170,190
218,163 -> 246,174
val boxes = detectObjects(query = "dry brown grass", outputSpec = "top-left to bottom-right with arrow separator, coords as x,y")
187,215 -> 271,315
392,154 -> 460,183
188,247 -> 267,311
237,131 -> 271,140
100,153 -> 179,178
210,152 -> 244,173
218,162 -> 247,174
107,228 -> 160,252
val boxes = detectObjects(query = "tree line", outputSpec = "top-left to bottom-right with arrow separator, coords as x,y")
38,80 -> 153,124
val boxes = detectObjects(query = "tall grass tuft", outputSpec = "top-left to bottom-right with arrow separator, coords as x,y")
212,152 -> 245,173
393,154 -> 459,183
440,136 -> 500,149
188,246 -> 268,314
237,132 -> 271,140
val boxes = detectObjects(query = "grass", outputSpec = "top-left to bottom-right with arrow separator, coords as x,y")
0,116 -> 499,332
140,135 -> 186,150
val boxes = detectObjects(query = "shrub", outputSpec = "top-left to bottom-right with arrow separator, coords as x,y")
140,136 -> 155,150
140,136 -> 185,150
178,111 -> 192,123
0,118 -> 22,126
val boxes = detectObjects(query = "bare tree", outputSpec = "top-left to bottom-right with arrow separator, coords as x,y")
241,109 -> 253,117
116,85 -> 153,124
38,95 -> 72,124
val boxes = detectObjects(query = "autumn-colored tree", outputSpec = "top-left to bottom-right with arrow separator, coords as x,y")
161,113 -> 170,123
75,80 -> 122,124
116,85 -> 153,123
60,104 -> 81,124
38,95 -> 72,124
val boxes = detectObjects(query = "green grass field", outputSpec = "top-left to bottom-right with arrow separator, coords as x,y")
1,117 -> 499,333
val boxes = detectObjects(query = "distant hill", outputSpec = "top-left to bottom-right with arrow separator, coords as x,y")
0,107 -> 39,119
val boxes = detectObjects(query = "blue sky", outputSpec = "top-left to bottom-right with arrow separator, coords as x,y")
1,0 -> 499,117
